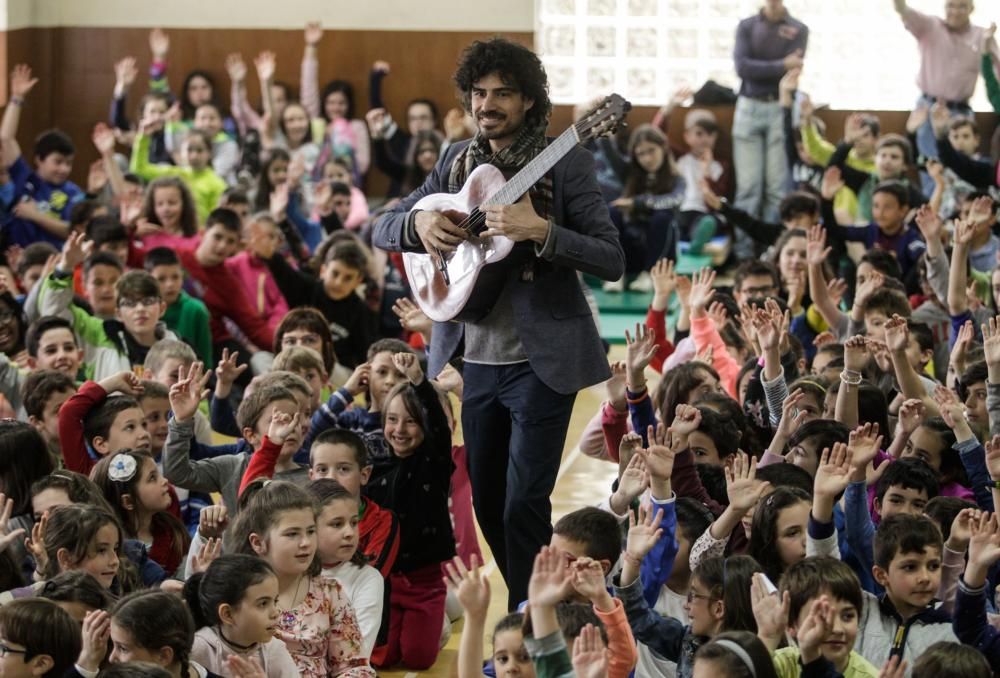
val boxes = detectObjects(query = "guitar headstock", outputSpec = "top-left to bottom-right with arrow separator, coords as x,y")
573,93 -> 631,142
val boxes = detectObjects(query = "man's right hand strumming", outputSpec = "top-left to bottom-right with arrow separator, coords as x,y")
414,210 -> 469,253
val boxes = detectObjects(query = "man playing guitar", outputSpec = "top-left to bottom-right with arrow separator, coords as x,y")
373,37 -> 625,609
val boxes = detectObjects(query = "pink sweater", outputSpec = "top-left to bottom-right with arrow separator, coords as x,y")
225,251 -> 290,328
690,315 -> 740,398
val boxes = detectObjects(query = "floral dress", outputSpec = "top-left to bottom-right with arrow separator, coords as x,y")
274,575 -> 375,678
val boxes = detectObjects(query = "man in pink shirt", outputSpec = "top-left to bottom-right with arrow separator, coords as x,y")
894,0 -> 1000,194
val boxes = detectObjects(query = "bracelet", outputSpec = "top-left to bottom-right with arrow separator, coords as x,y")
991,479 -> 1000,489
840,369 -> 862,386
9,96 -> 23,106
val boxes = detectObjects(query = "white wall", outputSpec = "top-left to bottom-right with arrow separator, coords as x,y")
0,0 -> 535,31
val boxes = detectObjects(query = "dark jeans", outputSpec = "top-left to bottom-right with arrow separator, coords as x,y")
609,205 -> 678,274
461,361 -> 577,609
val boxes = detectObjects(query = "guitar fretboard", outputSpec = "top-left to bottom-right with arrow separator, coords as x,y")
487,126 -> 580,206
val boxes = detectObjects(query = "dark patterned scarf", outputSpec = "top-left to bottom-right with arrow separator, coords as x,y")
447,116 -> 553,221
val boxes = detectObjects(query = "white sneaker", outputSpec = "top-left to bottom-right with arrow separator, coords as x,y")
603,276 -> 625,292
628,271 -> 653,292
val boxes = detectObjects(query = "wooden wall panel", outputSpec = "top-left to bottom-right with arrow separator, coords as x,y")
0,25 -> 995,195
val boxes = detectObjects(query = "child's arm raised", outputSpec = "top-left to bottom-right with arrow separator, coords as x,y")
707,452 -> 770,543
573,557 -> 638,678
57,373 -> 141,474
948,219 -> 975,318
884,314 -> 939,414
163,364 -> 232,494
983,317 -> 1000,438
938,507 -> 976,616
0,64 -> 36,168
809,442 -> 853,558
525,546 -> 574,674
955,512 -> 1000,666
300,22 -> 322,120
936,384 -> 995,511
613,505 -> 687,662
394,352 -> 452,459
607,439 -> 648,517
843,424 -> 883,593
806,225 -> 848,336
835,336 -> 868,428
445,555 -> 492,678
623,323 -> 659,446
238,410 -> 301,497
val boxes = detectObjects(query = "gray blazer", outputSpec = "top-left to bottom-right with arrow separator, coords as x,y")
372,139 -> 625,395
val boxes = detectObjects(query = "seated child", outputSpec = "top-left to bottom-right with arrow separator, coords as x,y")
144,247 -> 212,367
25,315 -> 83,379
22,369 -> 76,467
828,133 -> 924,225
754,557 -> 878,678
272,345 -> 327,411
57,369 -> 150,474
0,63 -> 83,247
0,599 -> 81,676
163,365 -> 309,512
15,241 -> 58,298
143,340 -> 213,444
225,211 -> 290,331
78,251 -> 124,320
86,215 -> 131,269
41,250 -> 178,381
250,231 -> 377,368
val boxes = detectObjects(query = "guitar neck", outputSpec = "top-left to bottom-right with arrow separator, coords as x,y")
488,127 -> 579,205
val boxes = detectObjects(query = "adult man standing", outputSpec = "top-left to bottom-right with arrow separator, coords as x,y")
732,0 -> 808,257
372,38 -> 624,608
894,0 -> 999,195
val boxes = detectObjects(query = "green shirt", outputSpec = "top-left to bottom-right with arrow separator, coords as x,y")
129,133 -> 227,223
773,647 -> 878,678
161,291 -> 213,366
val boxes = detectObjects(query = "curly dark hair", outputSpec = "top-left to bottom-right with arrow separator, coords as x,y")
453,37 -> 551,128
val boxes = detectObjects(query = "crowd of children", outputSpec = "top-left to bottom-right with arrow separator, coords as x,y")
0,5 -> 994,678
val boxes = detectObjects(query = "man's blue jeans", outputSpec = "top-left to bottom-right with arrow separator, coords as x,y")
732,95 -> 788,256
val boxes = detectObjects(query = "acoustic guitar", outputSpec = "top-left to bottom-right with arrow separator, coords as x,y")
402,93 -> 631,323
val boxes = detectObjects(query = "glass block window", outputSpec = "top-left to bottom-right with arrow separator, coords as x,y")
536,0 -> 993,110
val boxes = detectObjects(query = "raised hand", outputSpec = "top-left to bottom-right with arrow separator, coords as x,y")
225,53 -> 247,83
669,404 -> 701,450
433,363 -> 464,397
826,278 -> 848,307
843,335 -> 869,373
750,572 -> 790,648
675,275 -> 692,311
967,512 -> 1000,587
624,323 -> 658,390
149,28 -> 170,59
914,204 -> 944,244
779,67 -> 801,96
168,362 -> 211,423
752,306 -> 782,354
799,93 -> 815,122
821,166 -> 845,201
92,122 -> 116,156
57,231 -> 93,273
304,21 -> 323,46
24,511 -> 48,575
926,159 -> 945,186
392,297 -> 432,338
9,64 -> 38,99
688,267 -> 716,314
366,108 -> 388,139
855,270 -> 885,306
198,505 -> 229,540
848,422 -> 883,473
725,452 -> 769,512
0,494 -> 25,555
954,218 -> 976,247
114,56 -> 138,91
806,225 -> 831,267
707,300 -> 729,328
933,384 -> 966,431
528,545 -> 573,608
616,443 -> 648,502
626,503 -> 664,561
77,610 -> 111,672
950,319 -> 974,378
444,554 -> 491,621
606,361 -> 627,412
571,557 -> 610,603
947,507 -> 979,553
896,398 -> 925,437
883,313 -> 909,353
214,348 -> 248,397
572,624 -> 608,678
100,370 -> 144,397
253,51 -> 276,82
906,104 -> 930,134
814,442 -> 855,499
343,363 -> 371,397
844,113 -> 866,144
650,258 -> 676,310
392,352 -> 423,385
930,99 -> 951,138
797,596 -> 834,664
775,390 -> 808,442
642,423 -> 677,483
190,537 -> 222,574
968,195 -> 996,230
267,410 -> 302,446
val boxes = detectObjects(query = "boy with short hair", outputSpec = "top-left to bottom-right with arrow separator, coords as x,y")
143,339 -> 214,445
175,207 -> 276,364
57,369 -> 151,474
80,251 -> 123,320
0,64 -> 83,248
25,315 -> 83,379
829,133 -> 926,225
15,242 -> 58,297
86,215 -> 130,269
861,287 -> 912,344
250,233 -> 377,368
856,514 -> 956,665
21,369 -> 76,467
755,557 -> 878,678
40,246 -> 177,380
308,428 -> 400,576
143,246 -> 212,367
823,181 -> 926,282
0,598 -> 82,677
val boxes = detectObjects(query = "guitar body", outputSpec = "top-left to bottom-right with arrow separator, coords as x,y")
402,163 -> 517,322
